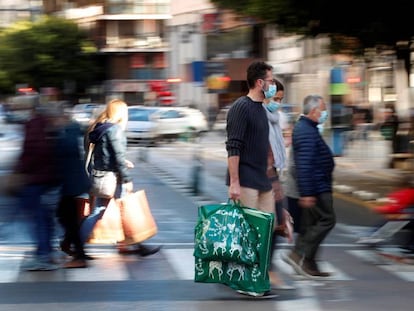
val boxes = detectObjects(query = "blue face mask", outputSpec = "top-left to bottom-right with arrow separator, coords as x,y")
265,101 -> 280,113
263,84 -> 277,99
318,110 -> 328,124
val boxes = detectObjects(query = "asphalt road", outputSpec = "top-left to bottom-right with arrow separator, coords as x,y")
0,131 -> 413,311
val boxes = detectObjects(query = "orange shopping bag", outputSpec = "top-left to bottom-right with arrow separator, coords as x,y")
87,198 -> 125,244
118,190 -> 158,245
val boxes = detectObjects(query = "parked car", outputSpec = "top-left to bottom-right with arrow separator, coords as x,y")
153,106 -> 208,139
0,128 -> 24,171
126,106 -> 208,145
212,106 -> 230,133
71,103 -> 105,132
126,106 -> 160,145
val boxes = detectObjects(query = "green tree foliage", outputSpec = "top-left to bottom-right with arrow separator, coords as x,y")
0,16 -> 100,94
211,0 -> 413,52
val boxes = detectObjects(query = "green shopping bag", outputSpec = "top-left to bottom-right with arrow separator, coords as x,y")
194,202 -> 274,295
194,201 -> 258,265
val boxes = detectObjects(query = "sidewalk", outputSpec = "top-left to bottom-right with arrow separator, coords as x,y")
330,130 -> 408,202
0,130 -> 407,212
142,130 -> 408,206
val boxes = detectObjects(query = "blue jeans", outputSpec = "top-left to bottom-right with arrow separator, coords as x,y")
20,184 -> 59,259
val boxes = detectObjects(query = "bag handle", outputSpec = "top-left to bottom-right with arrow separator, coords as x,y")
227,199 -> 243,208
85,142 -> 95,177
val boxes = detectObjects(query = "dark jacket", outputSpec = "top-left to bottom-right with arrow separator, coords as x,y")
88,122 -> 132,184
56,121 -> 91,196
292,116 -> 335,196
15,114 -> 60,186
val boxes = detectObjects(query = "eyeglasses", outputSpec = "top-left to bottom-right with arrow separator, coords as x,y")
262,79 -> 275,85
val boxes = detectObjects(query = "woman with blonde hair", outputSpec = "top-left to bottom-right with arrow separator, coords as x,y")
80,99 -> 160,256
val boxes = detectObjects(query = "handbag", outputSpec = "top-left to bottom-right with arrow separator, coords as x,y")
85,142 -> 117,199
118,189 -> 158,244
89,169 -> 117,198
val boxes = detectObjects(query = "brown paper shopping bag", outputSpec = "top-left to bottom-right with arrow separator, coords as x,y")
87,198 -> 125,244
118,190 -> 158,245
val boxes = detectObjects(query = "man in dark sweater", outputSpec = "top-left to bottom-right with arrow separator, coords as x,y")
283,95 -> 336,278
226,60 -> 275,214
225,60 -> 277,298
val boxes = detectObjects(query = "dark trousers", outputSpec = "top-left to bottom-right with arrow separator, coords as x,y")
294,192 -> 336,260
287,197 -> 301,233
56,196 -> 86,258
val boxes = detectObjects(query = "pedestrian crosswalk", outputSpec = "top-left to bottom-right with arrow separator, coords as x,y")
1,244 -> 413,284
1,243 -> 414,311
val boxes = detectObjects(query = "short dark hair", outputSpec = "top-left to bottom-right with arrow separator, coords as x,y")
246,61 -> 273,89
274,79 -> 284,92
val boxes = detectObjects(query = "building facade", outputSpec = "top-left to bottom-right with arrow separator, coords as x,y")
40,1 -> 410,122
0,0 -> 43,27
44,0 -> 171,104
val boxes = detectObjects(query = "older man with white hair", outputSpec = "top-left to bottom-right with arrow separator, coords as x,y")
283,94 -> 335,278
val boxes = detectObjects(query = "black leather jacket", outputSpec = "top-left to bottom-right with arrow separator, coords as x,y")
88,122 -> 132,184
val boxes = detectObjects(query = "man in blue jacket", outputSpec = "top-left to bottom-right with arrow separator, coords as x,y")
283,94 -> 335,278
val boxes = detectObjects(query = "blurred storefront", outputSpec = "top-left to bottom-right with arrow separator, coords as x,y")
41,0 -> 411,123
168,2 -> 266,116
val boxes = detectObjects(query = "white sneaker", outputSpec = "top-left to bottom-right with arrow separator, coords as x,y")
23,258 -> 59,271
236,290 -> 278,299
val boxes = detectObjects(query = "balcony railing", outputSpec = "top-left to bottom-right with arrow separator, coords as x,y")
105,2 -> 169,15
100,35 -> 169,51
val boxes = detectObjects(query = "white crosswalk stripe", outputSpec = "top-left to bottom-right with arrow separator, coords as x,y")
2,244 -> 414,311
0,245 -> 413,284
274,250 -> 354,281
347,249 -> 414,282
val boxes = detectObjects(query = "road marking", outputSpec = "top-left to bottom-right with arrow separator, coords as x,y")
348,249 -> 414,282
277,282 -> 321,311
275,250 -> 353,281
164,248 -> 194,280
0,257 -> 22,283
1,245 -> 412,284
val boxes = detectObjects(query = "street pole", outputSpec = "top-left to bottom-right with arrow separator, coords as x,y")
190,129 -> 203,195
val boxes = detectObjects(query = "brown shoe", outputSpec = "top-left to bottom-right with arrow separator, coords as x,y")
60,240 -> 75,256
63,258 -> 87,269
302,259 -> 331,277
282,250 -> 304,275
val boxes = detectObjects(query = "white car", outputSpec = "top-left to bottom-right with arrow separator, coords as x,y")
126,106 -> 208,145
0,127 -> 24,171
71,103 -> 105,132
153,107 -> 208,139
212,106 -> 230,133
126,106 -> 160,145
